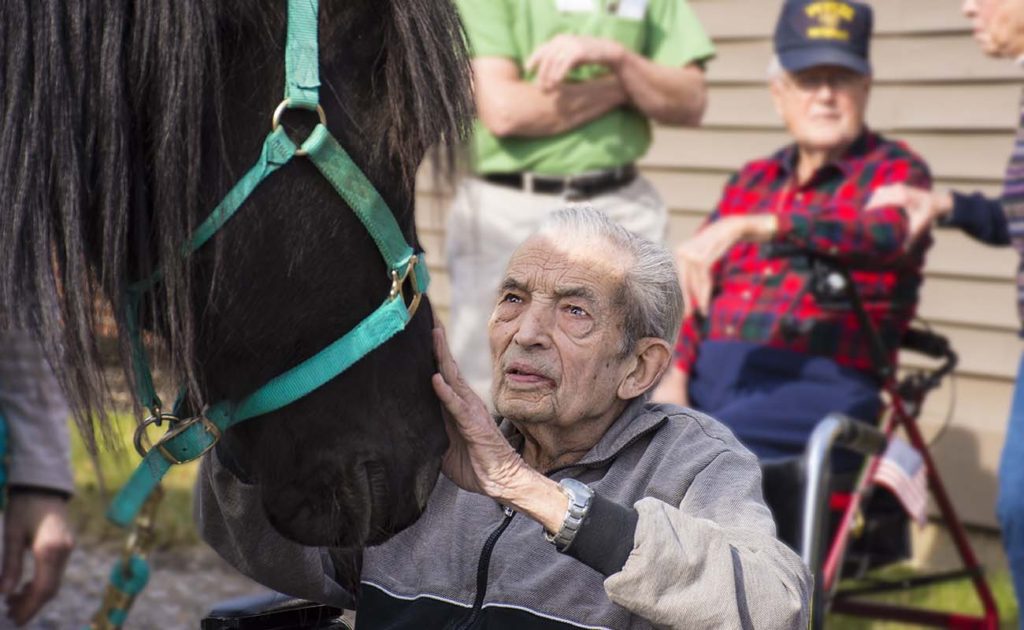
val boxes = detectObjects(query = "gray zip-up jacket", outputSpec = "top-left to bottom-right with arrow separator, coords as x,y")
197,401 -> 811,629
0,330 -> 73,495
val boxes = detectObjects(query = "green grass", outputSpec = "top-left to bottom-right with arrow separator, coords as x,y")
825,564 -> 1019,628
68,413 -> 202,549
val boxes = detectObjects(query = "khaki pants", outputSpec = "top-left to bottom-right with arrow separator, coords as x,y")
445,175 -> 668,401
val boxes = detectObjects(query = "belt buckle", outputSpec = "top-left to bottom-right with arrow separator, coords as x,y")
563,182 -> 586,202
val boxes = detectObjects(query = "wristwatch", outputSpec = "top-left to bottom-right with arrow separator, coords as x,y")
544,478 -> 594,552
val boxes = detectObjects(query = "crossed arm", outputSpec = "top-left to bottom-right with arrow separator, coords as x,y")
473,34 -> 707,138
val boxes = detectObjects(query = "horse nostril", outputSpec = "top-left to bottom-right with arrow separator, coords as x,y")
414,461 -> 438,510
362,460 -> 389,525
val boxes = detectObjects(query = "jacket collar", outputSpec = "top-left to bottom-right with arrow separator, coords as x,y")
776,127 -> 874,182
499,396 -> 668,474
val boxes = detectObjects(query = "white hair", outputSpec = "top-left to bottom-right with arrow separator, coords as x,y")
536,207 -> 683,355
767,54 -> 785,83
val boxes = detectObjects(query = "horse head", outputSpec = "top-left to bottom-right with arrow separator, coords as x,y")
0,0 -> 472,549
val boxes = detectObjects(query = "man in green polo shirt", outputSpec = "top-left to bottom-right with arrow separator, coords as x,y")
448,0 -> 715,398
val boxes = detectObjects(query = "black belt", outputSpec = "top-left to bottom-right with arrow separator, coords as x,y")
482,165 -> 637,199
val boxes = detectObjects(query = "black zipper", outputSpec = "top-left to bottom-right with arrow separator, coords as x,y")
449,414 -> 665,629
454,505 -> 515,630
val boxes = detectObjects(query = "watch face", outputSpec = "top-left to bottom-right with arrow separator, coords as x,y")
549,478 -> 594,552
560,478 -> 594,507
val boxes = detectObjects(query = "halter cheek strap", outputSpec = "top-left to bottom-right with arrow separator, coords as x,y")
88,3 -> 430,627
106,0 -> 429,529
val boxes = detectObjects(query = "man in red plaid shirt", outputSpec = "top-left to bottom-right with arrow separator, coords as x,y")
653,0 -> 931,467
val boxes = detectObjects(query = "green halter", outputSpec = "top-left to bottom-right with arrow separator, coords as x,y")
91,2 -> 428,626
107,0 -> 428,529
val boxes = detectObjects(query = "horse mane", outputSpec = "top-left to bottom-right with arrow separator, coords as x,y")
0,0 -> 472,446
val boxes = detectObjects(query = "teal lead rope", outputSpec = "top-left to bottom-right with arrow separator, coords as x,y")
90,0 -> 429,626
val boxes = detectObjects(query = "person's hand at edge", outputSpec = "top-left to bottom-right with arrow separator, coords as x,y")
0,492 -> 74,626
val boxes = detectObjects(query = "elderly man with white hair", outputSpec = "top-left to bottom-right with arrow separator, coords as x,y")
198,207 -> 810,629
654,0 -> 932,472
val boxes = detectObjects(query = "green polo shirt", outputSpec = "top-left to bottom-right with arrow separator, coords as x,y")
456,0 -> 714,176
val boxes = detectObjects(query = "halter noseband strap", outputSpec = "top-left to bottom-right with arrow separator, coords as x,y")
107,0 -> 428,528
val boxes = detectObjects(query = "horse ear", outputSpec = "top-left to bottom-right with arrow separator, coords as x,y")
617,338 -> 672,401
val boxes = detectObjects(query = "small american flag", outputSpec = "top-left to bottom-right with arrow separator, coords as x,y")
873,437 -> 929,525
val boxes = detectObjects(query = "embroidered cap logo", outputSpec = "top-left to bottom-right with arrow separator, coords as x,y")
805,1 -> 855,41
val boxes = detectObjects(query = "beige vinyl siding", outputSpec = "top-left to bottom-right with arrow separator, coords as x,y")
415,0 -> 1019,527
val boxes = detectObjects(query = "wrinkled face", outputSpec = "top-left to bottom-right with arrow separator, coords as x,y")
962,0 -> 1024,57
488,235 -> 633,430
771,65 -> 870,155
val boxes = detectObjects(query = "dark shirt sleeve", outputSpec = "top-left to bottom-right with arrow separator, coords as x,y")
564,493 -> 639,577
942,192 -> 1011,246
7,485 -> 71,501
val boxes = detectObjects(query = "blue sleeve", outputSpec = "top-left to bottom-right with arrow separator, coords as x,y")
943,192 -> 1011,246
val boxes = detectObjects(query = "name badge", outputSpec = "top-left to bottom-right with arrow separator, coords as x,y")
615,0 -> 648,20
556,0 -> 595,12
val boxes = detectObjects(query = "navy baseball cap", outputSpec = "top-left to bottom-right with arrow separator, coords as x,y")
774,0 -> 873,75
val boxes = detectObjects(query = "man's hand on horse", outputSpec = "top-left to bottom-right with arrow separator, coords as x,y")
432,326 -> 528,498
0,492 -> 74,626
676,214 -> 777,318
526,34 -> 625,92
431,327 -> 569,534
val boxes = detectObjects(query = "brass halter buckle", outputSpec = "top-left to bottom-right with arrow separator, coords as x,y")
133,410 -> 222,465
389,255 -> 423,319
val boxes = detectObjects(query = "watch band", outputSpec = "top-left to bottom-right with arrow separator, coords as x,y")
544,478 -> 594,552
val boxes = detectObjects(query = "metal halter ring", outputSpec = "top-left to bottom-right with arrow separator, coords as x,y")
133,413 -> 180,458
271,98 -> 327,157
389,255 -> 423,319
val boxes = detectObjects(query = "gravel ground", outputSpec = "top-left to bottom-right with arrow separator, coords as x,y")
14,543 -> 263,629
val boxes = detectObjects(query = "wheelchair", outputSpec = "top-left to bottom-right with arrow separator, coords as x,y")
760,258 -> 1001,629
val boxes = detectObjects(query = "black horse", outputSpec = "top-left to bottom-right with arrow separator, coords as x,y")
0,1 -> 472,550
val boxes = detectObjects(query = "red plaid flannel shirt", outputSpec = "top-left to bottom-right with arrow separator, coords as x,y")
675,131 -> 932,377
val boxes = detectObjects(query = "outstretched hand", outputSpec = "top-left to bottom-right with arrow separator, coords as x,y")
865,183 -> 951,247
0,493 -> 74,626
431,327 -> 528,500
